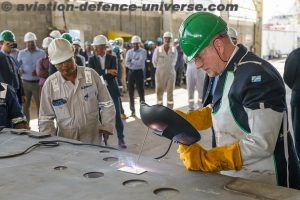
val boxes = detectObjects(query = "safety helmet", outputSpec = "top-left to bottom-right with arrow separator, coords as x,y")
106,42 -> 113,51
163,32 -> 173,38
92,35 -> 108,46
178,12 -> 227,62
228,27 -> 237,40
114,37 -> 124,46
131,35 -> 141,44
42,37 -> 53,49
148,41 -> 154,46
61,33 -> 73,44
48,38 -> 74,65
24,32 -> 37,42
84,41 -> 91,46
72,38 -> 81,46
49,30 -> 61,39
0,30 -> 16,42
156,37 -> 162,45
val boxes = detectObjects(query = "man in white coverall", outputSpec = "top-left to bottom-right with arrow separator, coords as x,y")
152,32 -> 178,109
39,38 -> 115,144
186,59 -> 205,110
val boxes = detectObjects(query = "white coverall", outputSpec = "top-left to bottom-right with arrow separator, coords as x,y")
152,45 -> 178,108
39,66 -> 115,144
186,60 -> 205,110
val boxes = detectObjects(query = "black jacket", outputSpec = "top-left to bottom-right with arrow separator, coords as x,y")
0,83 -> 26,128
0,51 -> 24,104
88,54 -> 120,99
203,44 -> 300,189
283,47 -> 300,105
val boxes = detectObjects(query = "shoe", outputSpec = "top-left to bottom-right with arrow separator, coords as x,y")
131,111 -> 136,117
120,113 -> 128,120
118,139 -> 127,149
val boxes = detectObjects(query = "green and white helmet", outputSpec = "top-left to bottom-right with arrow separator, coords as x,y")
178,12 -> 227,62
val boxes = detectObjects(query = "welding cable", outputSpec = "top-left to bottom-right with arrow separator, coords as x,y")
154,140 -> 173,160
0,140 -> 118,159
0,141 -> 59,159
41,140 -> 118,150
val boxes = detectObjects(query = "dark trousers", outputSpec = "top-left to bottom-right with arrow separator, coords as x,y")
113,97 -> 124,139
117,61 -> 122,86
291,103 -> 300,158
127,69 -> 145,112
119,97 -> 125,114
176,65 -> 184,85
150,67 -> 156,88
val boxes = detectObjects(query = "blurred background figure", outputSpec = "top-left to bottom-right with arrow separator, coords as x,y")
186,59 -> 205,110
36,37 -> 53,88
174,38 -> 185,87
152,32 -> 178,109
18,32 -> 45,123
228,27 -> 238,45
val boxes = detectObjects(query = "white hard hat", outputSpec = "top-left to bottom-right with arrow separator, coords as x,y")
106,42 -> 113,51
228,27 -> 237,39
42,37 -> 53,49
174,38 -> 178,43
73,38 -> 81,46
48,38 -> 74,65
49,30 -> 61,39
131,35 -> 141,43
92,35 -> 108,46
163,32 -> 173,38
24,32 -> 37,42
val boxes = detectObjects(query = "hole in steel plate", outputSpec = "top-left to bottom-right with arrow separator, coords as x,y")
83,172 -> 104,178
122,179 -> 148,187
54,166 -> 67,170
153,188 -> 179,197
103,157 -> 118,162
99,150 -> 110,153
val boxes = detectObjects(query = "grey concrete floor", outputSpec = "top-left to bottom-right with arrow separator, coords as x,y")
27,58 -> 292,166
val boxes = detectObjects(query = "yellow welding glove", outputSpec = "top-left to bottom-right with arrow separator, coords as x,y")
175,107 -> 212,131
177,143 -> 242,172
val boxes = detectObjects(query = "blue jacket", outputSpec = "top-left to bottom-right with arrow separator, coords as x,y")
0,51 -> 24,104
0,83 -> 26,128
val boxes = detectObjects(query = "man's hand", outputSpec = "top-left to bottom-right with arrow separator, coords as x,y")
174,107 -> 212,131
18,68 -> 24,75
32,69 -> 37,76
21,96 -> 26,104
99,130 -> 113,146
177,143 -> 242,172
107,69 -> 117,76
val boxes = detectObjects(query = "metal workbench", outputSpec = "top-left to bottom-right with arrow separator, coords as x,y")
0,129 -> 299,200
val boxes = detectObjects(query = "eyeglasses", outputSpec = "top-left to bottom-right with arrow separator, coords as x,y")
192,49 -> 206,63
192,54 -> 202,63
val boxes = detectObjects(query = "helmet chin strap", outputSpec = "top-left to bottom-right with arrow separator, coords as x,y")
213,39 -> 229,63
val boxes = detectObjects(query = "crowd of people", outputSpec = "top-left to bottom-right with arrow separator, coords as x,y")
0,28 -> 207,148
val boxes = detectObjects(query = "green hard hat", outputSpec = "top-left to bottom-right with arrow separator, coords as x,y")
61,33 -> 73,44
178,12 -> 227,62
0,30 -> 16,42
